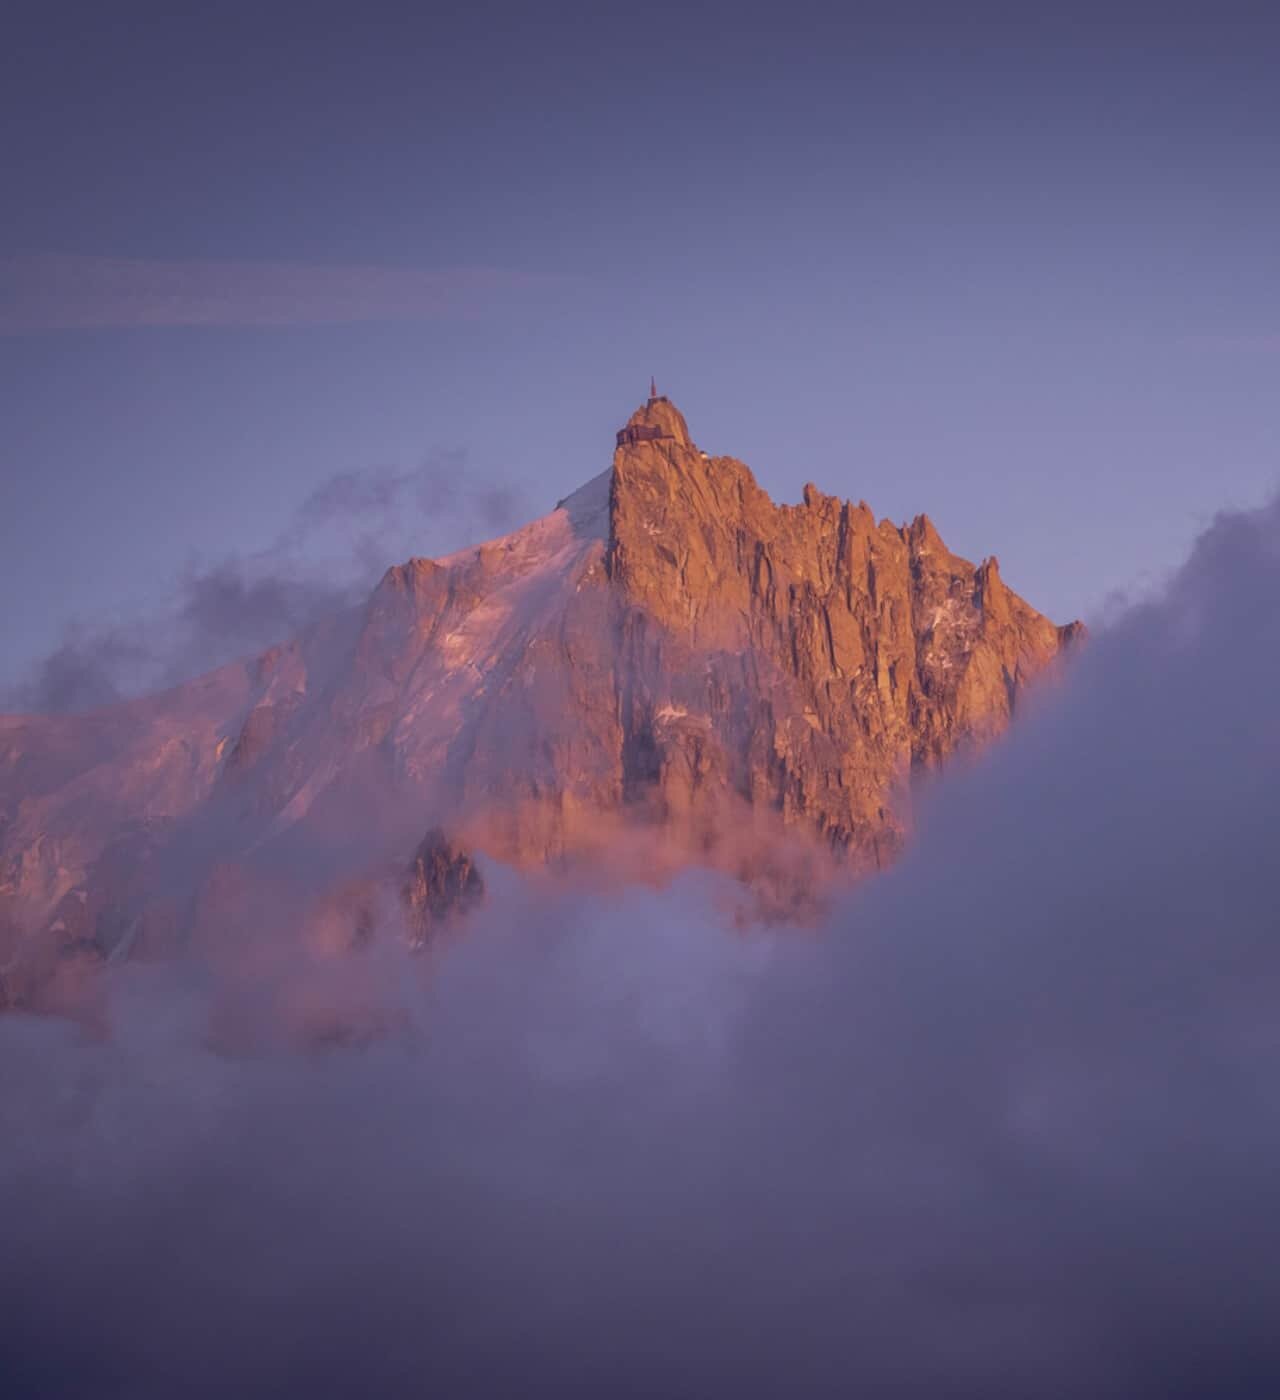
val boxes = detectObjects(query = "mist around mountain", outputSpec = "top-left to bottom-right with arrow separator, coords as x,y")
0,393 -> 1081,1006
1,473 -> 1277,1396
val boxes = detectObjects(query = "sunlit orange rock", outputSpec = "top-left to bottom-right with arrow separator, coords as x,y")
0,390 -> 1081,993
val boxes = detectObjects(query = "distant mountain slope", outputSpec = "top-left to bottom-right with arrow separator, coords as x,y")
0,392 -> 1081,998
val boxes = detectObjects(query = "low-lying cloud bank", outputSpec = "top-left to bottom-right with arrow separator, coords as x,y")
2,496 -> 1279,1397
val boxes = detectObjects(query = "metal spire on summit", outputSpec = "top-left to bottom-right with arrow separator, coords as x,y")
617,380 -> 691,448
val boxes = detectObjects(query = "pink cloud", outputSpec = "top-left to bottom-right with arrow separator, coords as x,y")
0,254 -> 566,331
1175,332 -> 1280,353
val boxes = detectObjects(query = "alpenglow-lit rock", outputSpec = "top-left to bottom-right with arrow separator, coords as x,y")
0,389 -> 1082,997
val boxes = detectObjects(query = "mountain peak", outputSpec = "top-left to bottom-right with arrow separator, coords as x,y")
0,389 -> 1085,995
616,389 -> 692,449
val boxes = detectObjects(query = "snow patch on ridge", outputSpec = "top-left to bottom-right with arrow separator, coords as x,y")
374,471 -> 615,780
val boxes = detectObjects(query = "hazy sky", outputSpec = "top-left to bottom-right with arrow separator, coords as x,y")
3,0 -> 1278,691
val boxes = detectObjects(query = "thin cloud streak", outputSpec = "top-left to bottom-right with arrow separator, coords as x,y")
1174,332 -> 1280,353
0,254 -> 568,331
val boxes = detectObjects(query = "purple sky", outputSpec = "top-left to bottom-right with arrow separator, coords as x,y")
3,0 -> 1278,693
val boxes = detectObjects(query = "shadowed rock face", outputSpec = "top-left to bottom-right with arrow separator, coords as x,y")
402,829 -> 484,947
0,394 -> 1080,985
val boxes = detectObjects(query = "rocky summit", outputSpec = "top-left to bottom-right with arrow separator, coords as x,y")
0,390 -> 1081,1000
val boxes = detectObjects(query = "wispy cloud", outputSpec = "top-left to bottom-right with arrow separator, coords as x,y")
0,254 -> 565,332
3,452 -> 533,713
1174,332 -> 1280,353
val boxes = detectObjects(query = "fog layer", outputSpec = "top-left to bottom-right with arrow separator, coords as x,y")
2,497 -> 1278,1397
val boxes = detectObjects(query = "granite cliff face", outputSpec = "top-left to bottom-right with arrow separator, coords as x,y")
604,395 -> 1082,874
402,829 -> 484,947
0,393 -> 1080,996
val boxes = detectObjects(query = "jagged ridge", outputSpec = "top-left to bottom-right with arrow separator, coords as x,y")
0,392 -> 1081,995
